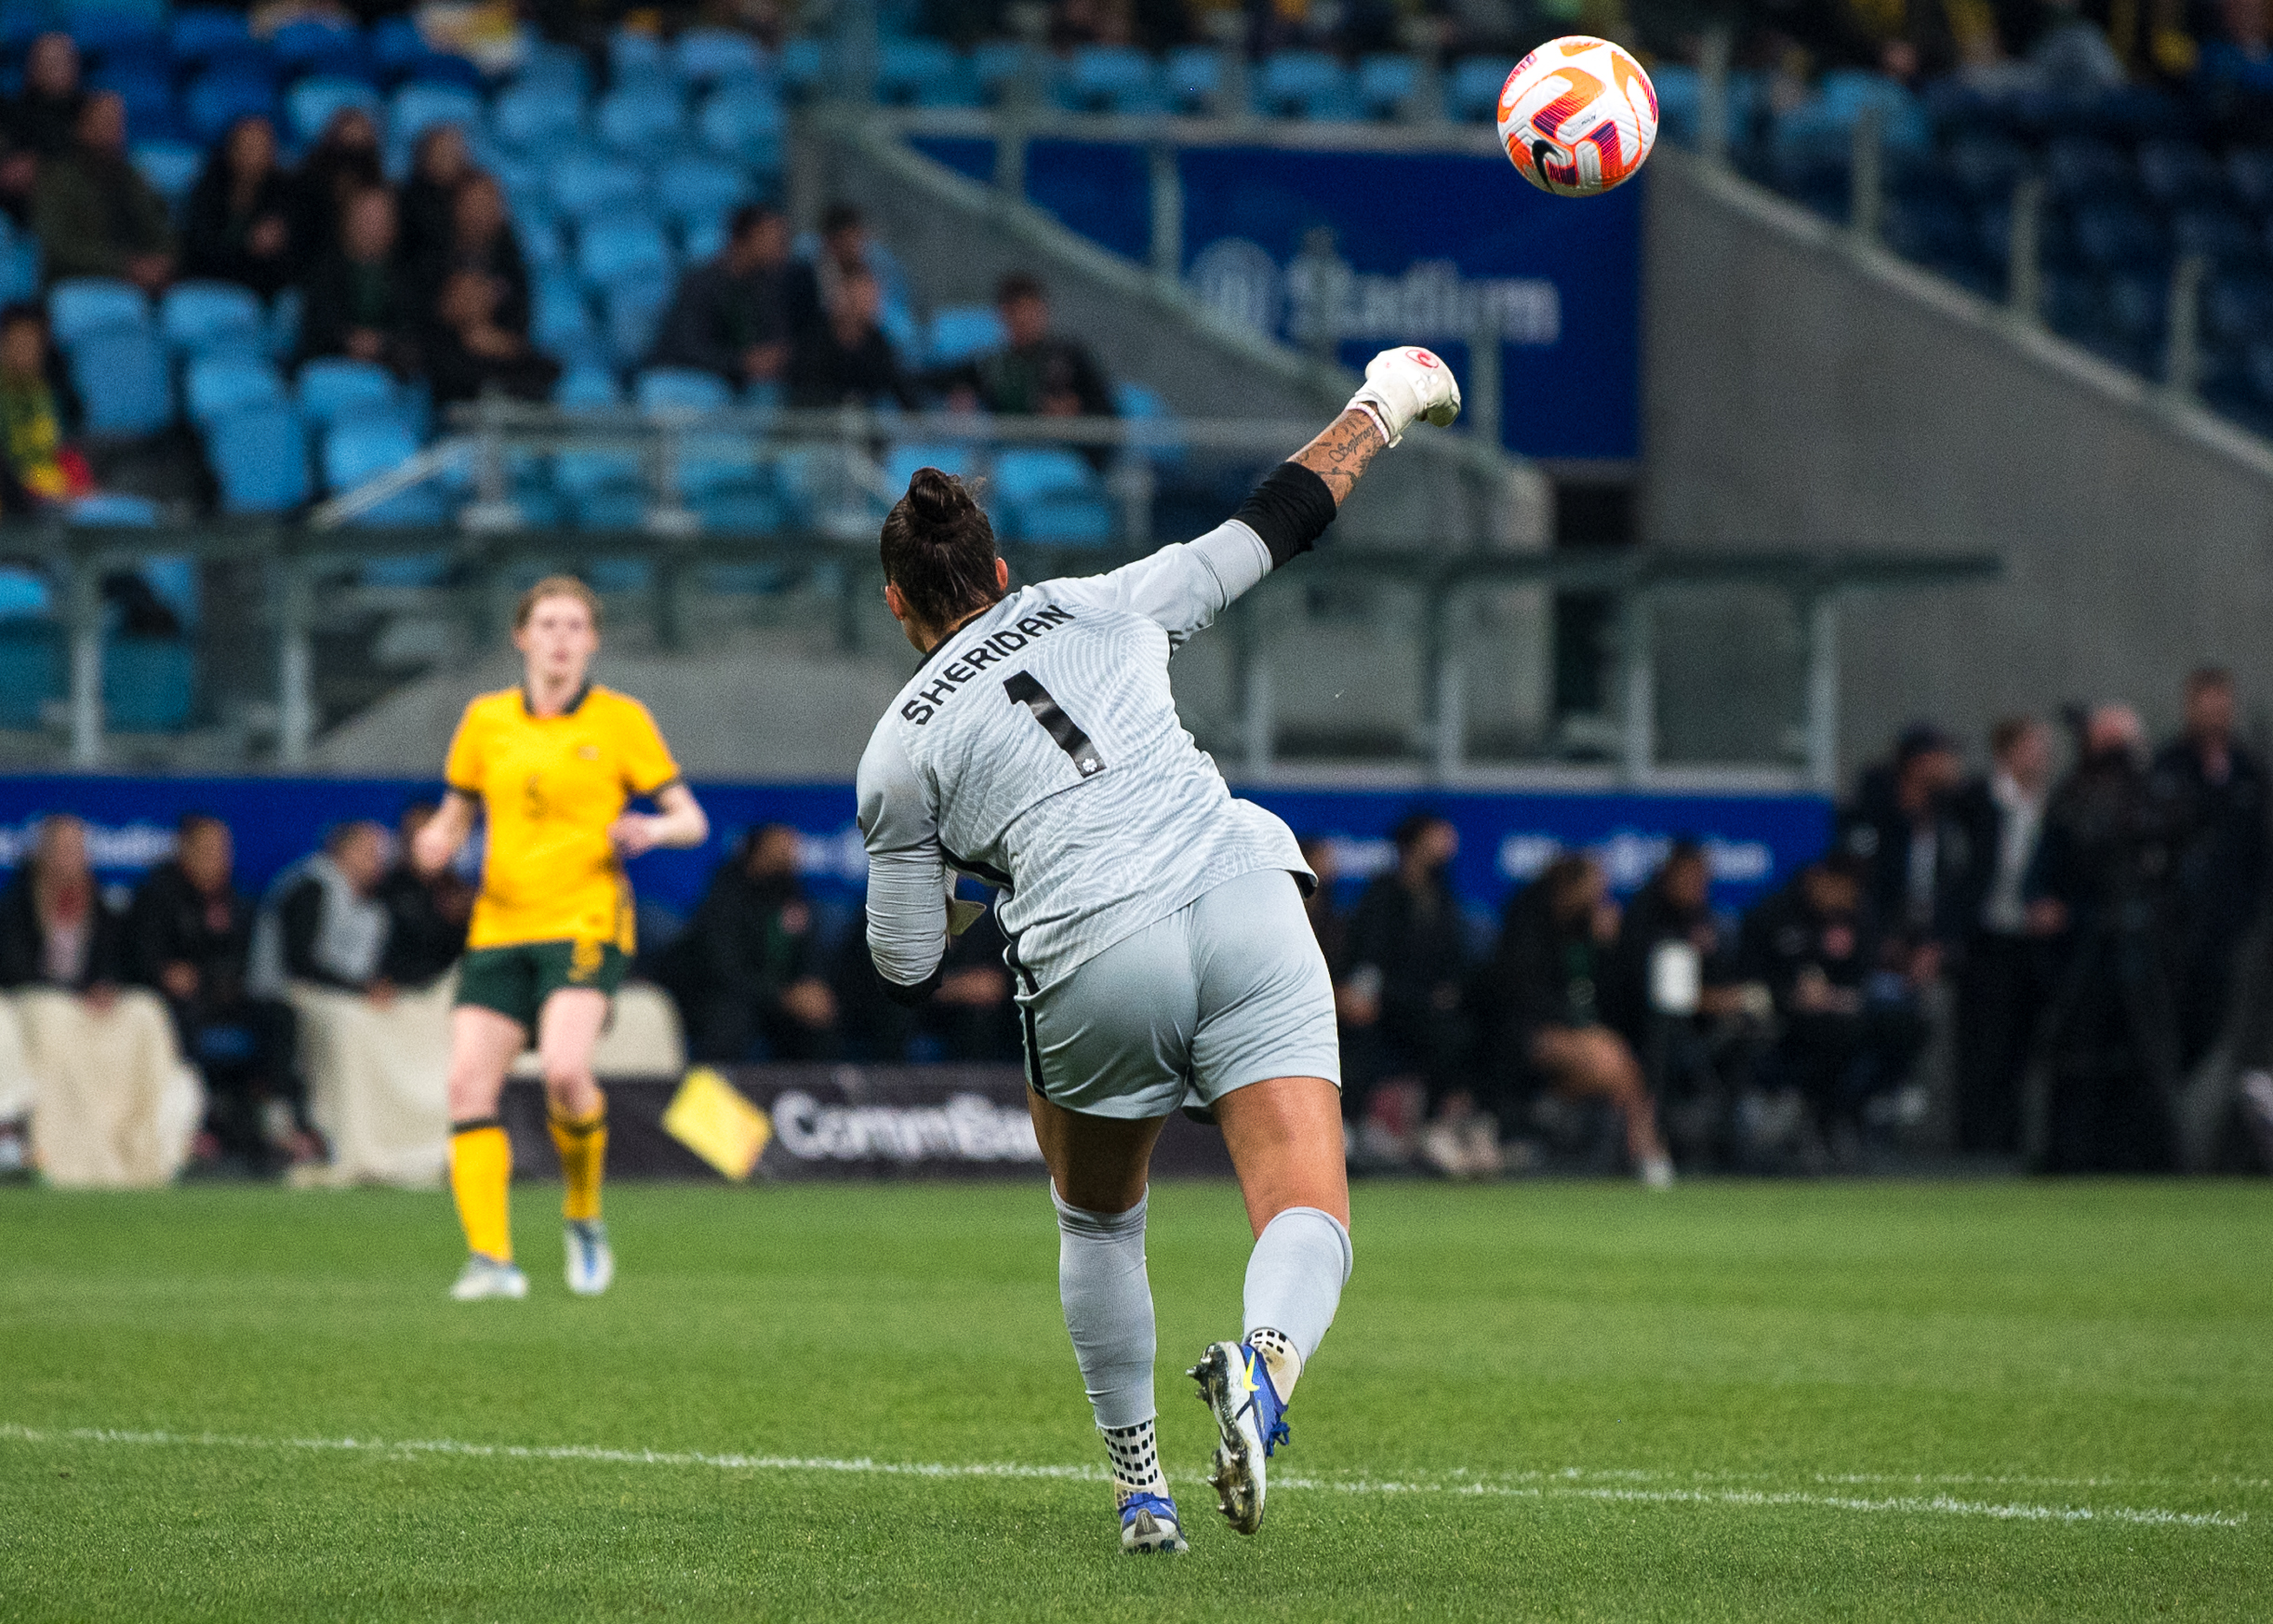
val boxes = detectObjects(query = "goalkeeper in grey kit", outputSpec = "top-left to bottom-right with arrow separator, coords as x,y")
857,348 -> 1461,1553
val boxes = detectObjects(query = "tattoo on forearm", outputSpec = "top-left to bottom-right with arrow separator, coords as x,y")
1294,410 -> 1388,506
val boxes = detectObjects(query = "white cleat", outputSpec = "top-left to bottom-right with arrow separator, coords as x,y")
1119,1492 -> 1190,1553
1190,1339 -> 1288,1537
450,1254 -> 528,1301
1640,1154 -> 1676,1191
565,1219 -> 614,1296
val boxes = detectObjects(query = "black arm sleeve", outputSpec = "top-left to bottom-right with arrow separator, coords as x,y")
881,965 -> 942,1007
1232,461 -> 1339,569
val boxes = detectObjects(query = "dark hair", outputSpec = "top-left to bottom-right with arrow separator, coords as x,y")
0,300 -> 46,335
821,202 -> 863,236
1989,714 -> 2040,757
727,201 -> 780,243
880,468 -> 1003,632
995,271 -> 1045,306
177,811 -> 225,839
1663,835 -> 1708,871
1390,810 -> 1447,853
2187,664 -> 2234,695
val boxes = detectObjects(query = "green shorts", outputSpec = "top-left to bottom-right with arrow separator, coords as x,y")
456,939 -> 628,1031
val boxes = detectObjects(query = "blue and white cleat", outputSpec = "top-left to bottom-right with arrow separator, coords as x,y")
449,1253 -> 528,1301
1190,1339 -> 1289,1536
565,1219 -> 614,1296
1119,1490 -> 1190,1553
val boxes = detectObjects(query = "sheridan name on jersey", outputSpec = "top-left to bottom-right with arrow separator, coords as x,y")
857,520 -> 1310,993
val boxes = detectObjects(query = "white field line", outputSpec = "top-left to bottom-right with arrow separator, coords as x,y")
0,1422 -> 2251,1530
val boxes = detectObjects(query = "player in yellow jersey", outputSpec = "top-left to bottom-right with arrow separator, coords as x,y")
412,577 -> 710,1300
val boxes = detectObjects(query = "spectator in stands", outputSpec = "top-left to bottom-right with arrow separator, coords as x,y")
376,802 -> 472,991
33,91 -> 175,292
783,201 -> 876,338
1296,833 -> 1353,999
0,32 -> 82,226
413,172 -> 529,339
647,202 -> 792,387
181,115 -> 297,301
253,821 -> 396,1004
2152,666 -> 2267,1066
1837,724 -> 1975,986
127,814 -> 316,1173
398,123 -> 475,269
1488,853 -> 1676,1186
2202,0 -> 2273,96
2025,0 -> 2129,89
1344,811 -> 1473,1170
936,272 -> 1116,465
288,107 -> 384,281
423,267 -> 561,406
786,262 -> 913,409
0,302 -> 91,513
0,813 -> 127,995
834,899 -> 1020,1063
297,186 -> 415,373
1951,715 -> 2059,1155
1741,851 -> 1929,1166
649,823 -> 837,1061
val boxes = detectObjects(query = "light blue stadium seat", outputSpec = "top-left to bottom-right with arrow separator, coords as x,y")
160,281 -> 264,355
884,441 -> 976,491
656,155 -> 751,236
68,0 -> 164,54
172,7 -> 252,64
990,447 -> 1110,544
554,365 -> 622,407
605,275 -> 672,367
369,15 -> 425,80
992,446 -> 1099,504
130,140 -> 204,206
187,353 -> 287,423
927,304 -> 1005,366
972,40 -> 1039,103
1356,53 -> 1422,120
287,76 -> 382,145
1256,52 -> 1356,121
268,286 -> 302,360
697,87 -> 783,165
65,492 -> 159,526
1061,46 -> 1158,114
324,405 -> 449,526
0,618 -> 61,727
675,28 -> 764,87
1112,379 -> 1185,468
516,211 -> 566,270
635,367 -> 732,412
1447,56 -> 1509,124
598,86 -> 688,153
533,271 -> 597,357
68,326 -> 174,435
90,65 -> 177,139
0,564 -> 49,616
519,39 -> 591,96
548,151 -> 646,219
400,50 -> 486,94
0,236 -> 40,303
554,439 -> 647,528
778,36 -> 827,95
693,491 -> 785,537
876,37 -> 956,106
609,28 -> 671,83
682,215 -> 725,261
105,633 -> 194,731
207,400 -> 311,514
578,214 -> 672,287
184,72 -> 279,143
1163,46 -> 1222,113
1009,491 -> 1115,545
389,81 -> 484,148
47,278 -> 151,346
138,554 -> 197,626
492,79 -> 584,150
295,357 -> 397,425
272,17 -> 366,79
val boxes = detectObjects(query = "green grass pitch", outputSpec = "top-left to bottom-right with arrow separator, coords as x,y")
3,1178 -> 2269,1621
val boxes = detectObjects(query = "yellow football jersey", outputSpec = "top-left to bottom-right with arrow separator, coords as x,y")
444,684 -> 683,952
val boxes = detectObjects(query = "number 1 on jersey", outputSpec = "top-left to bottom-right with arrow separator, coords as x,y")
1004,672 -> 1106,779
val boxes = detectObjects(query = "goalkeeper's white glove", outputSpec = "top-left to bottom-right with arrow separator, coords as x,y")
1347,346 -> 1462,447
944,869 -> 988,937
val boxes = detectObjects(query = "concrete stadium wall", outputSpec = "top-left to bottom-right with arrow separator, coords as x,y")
1642,149 -> 2273,776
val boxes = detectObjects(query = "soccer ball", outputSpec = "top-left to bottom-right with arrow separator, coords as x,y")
1496,36 -> 1659,197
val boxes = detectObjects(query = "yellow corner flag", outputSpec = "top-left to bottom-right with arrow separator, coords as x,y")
662,1066 -> 774,1180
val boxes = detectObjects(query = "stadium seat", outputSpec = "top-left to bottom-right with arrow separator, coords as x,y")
656,156 -> 751,237
2104,271 -> 2169,347
160,281 -> 265,356
388,81 -> 484,148
548,151 -> 646,219
368,15 -> 426,82
0,616 -> 60,727
1355,53 -> 1422,121
516,211 -> 566,271
877,38 -> 968,107
926,305 -> 1005,366
2207,271 -> 2273,343
323,405 -> 450,525
67,326 -> 173,435
972,39 -> 1040,104
1061,47 -> 1157,114
287,76 -> 383,145
131,140 -> 204,206
553,435 -> 647,528
47,277 -> 150,345
2073,203 -> 2170,272
2044,138 -> 2136,206
778,35 -> 827,97
636,367 -> 732,412
2226,147 -> 2273,213
0,235 -> 35,304
186,353 -> 287,423
104,633 -> 193,731
884,441 -> 976,490
268,286 -> 302,360
2173,209 -> 2261,269
1256,51 -> 1357,122
533,271 -> 597,356
674,27 -> 764,88
604,275 -> 672,367
609,27 -> 672,86
295,357 -> 397,425
1112,379 -> 1185,468
1945,134 -> 2029,202
578,215 -> 673,287
65,491 -> 158,526
171,7 -> 253,65
519,39 -> 592,97
598,86 -> 689,153
400,50 -> 486,93
1446,57 -> 1508,123
272,18 -> 366,80
697,87 -> 784,165
90,66 -> 178,139
554,365 -> 622,407
492,80 -> 585,150
1163,46 -> 1222,114
2136,140 -> 2226,208
990,448 -> 1111,543
68,0 -> 163,56
207,400 -> 311,514
183,72 -> 279,143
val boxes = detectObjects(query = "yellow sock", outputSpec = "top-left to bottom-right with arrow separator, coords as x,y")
550,1102 -> 607,1224
449,1121 -> 513,1262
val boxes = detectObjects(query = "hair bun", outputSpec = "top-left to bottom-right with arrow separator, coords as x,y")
906,466 -> 976,528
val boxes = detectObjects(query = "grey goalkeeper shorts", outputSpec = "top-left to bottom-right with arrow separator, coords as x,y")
1016,866 -> 1341,1121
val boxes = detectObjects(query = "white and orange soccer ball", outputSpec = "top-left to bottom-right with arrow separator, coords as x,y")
1496,36 -> 1659,197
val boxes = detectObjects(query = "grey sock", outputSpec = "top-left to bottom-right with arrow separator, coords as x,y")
1053,1185 -> 1157,1431
1243,1205 -> 1354,1373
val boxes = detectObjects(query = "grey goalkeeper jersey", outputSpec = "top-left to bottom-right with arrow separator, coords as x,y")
857,520 -> 1311,993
